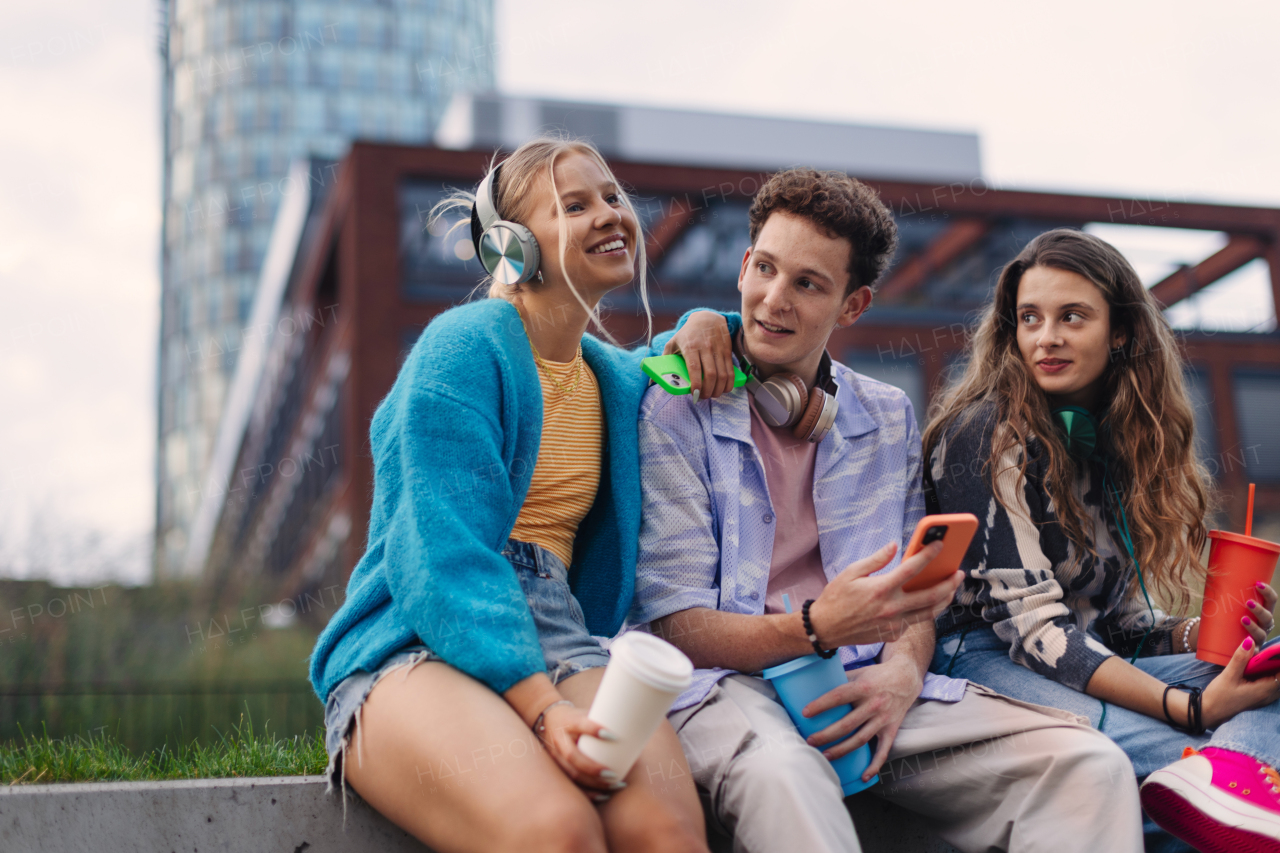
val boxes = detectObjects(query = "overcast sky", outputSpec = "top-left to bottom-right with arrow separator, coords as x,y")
1,0 -> 1277,584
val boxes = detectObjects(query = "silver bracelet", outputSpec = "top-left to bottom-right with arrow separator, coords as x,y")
532,699 -> 574,737
1180,617 -> 1200,654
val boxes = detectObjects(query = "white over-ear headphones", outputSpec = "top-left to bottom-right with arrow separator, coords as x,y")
739,346 -> 840,444
470,163 -> 542,286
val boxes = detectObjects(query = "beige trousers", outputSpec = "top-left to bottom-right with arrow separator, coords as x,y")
670,675 -> 1143,853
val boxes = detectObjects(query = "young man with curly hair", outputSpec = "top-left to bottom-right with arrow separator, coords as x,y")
630,168 -> 1145,853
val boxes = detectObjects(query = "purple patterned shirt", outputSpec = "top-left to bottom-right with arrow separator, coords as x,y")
630,357 -> 966,712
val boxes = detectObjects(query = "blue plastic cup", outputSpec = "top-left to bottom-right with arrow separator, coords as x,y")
762,653 -> 878,796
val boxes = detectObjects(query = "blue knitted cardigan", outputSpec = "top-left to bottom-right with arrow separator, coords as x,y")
309,298 -> 739,701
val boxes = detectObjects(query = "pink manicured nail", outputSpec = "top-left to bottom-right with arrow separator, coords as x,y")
1248,600 -> 1258,609
1257,582 -> 1267,590
1243,617 -> 1252,626
1245,637 -> 1255,650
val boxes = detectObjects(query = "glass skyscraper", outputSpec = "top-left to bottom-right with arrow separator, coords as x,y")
156,0 -> 494,578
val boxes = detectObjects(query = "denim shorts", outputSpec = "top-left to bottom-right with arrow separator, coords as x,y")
323,538 -> 611,793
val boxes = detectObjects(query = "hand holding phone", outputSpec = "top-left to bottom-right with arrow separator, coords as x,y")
642,354 -> 748,396
901,513 -> 978,593
1244,641 -> 1280,680
808,540 -> 958,648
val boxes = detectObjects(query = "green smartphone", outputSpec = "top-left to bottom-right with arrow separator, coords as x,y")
641,354 -> 749,395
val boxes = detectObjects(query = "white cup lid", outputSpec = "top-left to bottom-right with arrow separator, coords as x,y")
611,632 -> 693,693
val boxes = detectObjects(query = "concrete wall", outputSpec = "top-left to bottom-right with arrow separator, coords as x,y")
0,777 -> 422,853
0,776 -> 958,853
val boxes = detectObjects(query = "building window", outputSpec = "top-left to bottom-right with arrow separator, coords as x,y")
338,97 -> 360,135
321,51 -> 341,88
222,229 -> 240,275
208,8 -> 227,51
358,15 -> 379,48
264,3 -> 284,41
224,141 -> 244,182
841,351 -> 927,428
255,138 -> 272,178
399,179 -> 484,300
337,9 -> 358,47
1183,366 -> 1220,474
236,6 -> 254,43
644,199 -> 751,312
239,275 -> 254,322
1232,370 -> 1280,482
236,90 -> 255,134
357,53 -> 377,91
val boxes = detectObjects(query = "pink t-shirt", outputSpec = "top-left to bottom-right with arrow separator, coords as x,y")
748,396 -> 829,614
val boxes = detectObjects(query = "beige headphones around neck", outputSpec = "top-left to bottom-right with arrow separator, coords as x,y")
736,337 -> 839,444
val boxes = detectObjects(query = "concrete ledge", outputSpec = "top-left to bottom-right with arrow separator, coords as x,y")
0,776 -> 422,853
0,776 -> 957,852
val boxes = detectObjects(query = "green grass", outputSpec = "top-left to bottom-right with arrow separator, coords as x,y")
0,712 -> 327,785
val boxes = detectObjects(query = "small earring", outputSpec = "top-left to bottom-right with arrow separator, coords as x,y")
534,270 -> 544,284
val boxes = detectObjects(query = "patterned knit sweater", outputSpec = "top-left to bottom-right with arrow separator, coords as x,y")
930,403 -> 1188,692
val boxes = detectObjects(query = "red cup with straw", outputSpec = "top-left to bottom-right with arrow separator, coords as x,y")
1198,484 -> 1280,666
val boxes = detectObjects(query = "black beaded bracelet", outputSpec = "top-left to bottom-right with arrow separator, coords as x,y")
801,599 -> 837,659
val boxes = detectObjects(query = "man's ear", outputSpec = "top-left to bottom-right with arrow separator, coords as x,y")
837,286 -> 873,328
737,246 -> 752,293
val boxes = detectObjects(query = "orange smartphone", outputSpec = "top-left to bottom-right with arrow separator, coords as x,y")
900,513 -> 978,592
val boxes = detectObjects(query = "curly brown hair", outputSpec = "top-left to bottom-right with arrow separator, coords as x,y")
748,168 -> 898,294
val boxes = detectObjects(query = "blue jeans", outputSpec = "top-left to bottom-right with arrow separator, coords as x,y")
500,538 -> 612,681
933,625 -> 1280,852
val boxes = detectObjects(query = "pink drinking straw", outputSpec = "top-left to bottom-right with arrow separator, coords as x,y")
1246,483 -> 1256,538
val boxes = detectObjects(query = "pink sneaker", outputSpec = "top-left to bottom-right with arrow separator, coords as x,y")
1140,747 -> 1280,853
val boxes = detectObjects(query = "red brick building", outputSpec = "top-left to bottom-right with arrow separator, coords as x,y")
184,141 -> 1280,602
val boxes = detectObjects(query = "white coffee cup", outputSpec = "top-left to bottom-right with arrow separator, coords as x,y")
578,631 -> 693,778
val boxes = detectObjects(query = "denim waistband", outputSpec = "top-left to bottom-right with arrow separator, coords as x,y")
501,538 -> 569,581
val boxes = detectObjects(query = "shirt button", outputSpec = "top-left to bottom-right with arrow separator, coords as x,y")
749,592 -> 759,600
763,513 -> 774,523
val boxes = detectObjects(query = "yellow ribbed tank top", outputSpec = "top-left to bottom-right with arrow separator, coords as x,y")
509,353 -> 602,566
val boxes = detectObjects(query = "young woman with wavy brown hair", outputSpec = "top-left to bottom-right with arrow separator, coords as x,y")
924,228 -> 1280,853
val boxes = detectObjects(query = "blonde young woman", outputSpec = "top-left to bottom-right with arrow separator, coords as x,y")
924,228 -> 1280,853
308,137 -> 739,853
